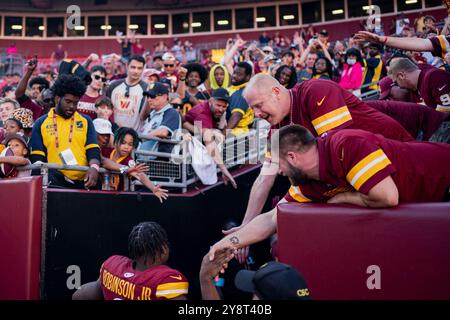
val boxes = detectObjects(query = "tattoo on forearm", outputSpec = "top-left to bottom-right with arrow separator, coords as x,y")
229,236 -> 239,245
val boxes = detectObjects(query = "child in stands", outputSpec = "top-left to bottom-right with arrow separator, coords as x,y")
101,127 -> 168,202
95,97 -> 119,134
0,134 -> 31,178
11,108 -> 34,139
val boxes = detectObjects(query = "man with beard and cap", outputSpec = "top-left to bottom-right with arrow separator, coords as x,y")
176,63 -> 210,115
30,75 -> 101,190
183,88 -> 237,188
208,124 -> 450,261
15,57 -> 54,120
183,88 -> 229,133
221,73 -> 414,263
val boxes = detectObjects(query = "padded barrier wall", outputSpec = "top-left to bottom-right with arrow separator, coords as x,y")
42,167 -> 288,299
277,202 -> 450,300
0,176 -> 42,300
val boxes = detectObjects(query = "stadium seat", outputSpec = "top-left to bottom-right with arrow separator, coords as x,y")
277,202 -> 450,299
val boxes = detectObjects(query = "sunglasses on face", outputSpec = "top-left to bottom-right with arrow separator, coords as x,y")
93,74 -> 107,82
164,64 -> 175,68
146,93 -> 163,99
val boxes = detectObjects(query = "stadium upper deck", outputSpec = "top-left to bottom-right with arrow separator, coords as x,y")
0,0 -> 446,57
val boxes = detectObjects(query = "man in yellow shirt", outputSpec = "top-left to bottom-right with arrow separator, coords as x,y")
30,75 -> 101,189
226,62 -> 254,136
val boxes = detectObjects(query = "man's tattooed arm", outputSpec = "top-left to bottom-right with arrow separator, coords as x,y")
229,236 -> 240,245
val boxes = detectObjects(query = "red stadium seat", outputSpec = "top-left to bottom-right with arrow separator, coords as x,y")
0,177 -> 42,300
277,202 -> 450,300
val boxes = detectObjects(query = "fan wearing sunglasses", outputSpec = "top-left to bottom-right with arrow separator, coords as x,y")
159,53 -> 179,90
138,82 -> 182,159
77,65 -> 108,120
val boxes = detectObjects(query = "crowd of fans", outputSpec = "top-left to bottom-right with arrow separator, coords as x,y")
1,8 -> 450,300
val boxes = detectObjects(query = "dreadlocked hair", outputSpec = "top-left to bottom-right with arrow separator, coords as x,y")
114,127 -> 140,149
128,222 -> 169,264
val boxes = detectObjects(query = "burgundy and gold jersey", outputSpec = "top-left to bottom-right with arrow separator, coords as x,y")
317,129 -> 450,203
430,35 -> 450,60
277,79 -> 413,142
366,100 -> 448,141
417,65 -> 450,113
100,255 -> 188,300
284,183 -> 352,204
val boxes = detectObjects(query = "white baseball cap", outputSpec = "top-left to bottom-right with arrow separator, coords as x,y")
93,118 -> 113,135
262,46 -> 273,53
162,52 -> 176,61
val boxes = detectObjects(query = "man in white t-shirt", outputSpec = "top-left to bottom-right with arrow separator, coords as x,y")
106,55 -> 147,131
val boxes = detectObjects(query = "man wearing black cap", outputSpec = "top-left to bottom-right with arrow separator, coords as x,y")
183,88 -> 230,134
362,42 -> 383,93
138,82 -> 181,156
318,29 -> 330,49
183,88 -> 237,188
199,248 -> 310,300
235,261 -> 310,300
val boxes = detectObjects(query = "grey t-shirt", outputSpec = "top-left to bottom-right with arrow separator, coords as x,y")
106,79 -> 147,130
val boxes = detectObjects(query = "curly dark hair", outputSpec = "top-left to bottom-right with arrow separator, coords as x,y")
114,127 -> 139,149
128,222 -> 169,264
29,76 -> 50,92
184,63 -> 208,84
275,65 -> 298,89
312,56 -> 334,80
52,74 -> 86,98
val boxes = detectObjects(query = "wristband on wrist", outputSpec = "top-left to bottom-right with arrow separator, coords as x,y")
90,163 -> 100,172
382,36 -> 388,45
119,165 -> 129,175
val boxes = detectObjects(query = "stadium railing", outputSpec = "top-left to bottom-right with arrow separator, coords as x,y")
356,80 -> 381,101
18,162 -> 130,191
133,126 -> 268,192
16,126 -> 269,193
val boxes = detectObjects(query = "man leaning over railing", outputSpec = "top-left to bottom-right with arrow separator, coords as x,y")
30,75 -> 101,190
183,88 -> 237,188
138,82 -> 181,160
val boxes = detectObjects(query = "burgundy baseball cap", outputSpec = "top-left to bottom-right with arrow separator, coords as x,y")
379,77 -> 394,100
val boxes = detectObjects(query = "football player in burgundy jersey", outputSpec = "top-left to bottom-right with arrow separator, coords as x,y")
73,222 -> 188,300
